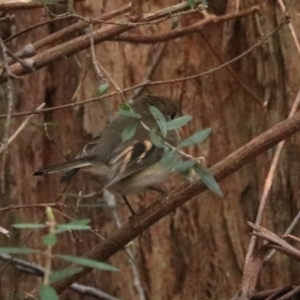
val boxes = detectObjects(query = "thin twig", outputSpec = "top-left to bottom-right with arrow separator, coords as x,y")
128,0 -> 144,21
0,36 -> 15,193
89,23 -> 104,81
131,43 -> 168,99
265,209 -> 300,262
5,3 -> 131,44
278,0 -> 300,58
104,191 -> 146,300
0,203 -> 65,212
248,222 -> 300,262
0,103 -> 45,154
245,85 -> 300,266
276,286 -> 300,300
199,32 -> 263,106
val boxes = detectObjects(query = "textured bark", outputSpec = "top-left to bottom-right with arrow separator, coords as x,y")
1,0 -> 300,299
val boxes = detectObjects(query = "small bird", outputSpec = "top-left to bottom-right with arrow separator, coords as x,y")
33,95 -> 180,202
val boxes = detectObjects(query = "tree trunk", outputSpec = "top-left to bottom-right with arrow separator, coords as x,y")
1,0 -> 300,299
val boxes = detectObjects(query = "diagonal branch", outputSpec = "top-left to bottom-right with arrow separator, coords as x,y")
0,2 -> 194,82
39,111 -> 300,296
114,6 -> 259,44
248,222 -> 300,263
0,12 -> 286,120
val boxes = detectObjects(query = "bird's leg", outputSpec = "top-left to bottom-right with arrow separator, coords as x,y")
122,195 -> 136,215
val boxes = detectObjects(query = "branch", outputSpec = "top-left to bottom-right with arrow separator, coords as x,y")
0,15 -> 287,120
252,279 -> 300,300
0,103 -> 45,154
114,6 -> 259,44
248,222 -> 300,263
128,0 -> 143,21
231,244 -> 271,300
0,0 -> 69,10
0,2 -> 194,81
4,3 -> 127,44
40,111 -> 300,295
232,220 -> 300,299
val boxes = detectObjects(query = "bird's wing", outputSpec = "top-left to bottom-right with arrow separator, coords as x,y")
79,135 -> 102,157
101,139 -> 164,189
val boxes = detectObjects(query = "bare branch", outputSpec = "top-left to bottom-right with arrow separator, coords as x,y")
0,103 -> 45,154
0,2 -> 204,81
0,35 -> 15,193
245,88 -> 300,263
0,14 -> 286,120
0,0 -> 69,10
114,6 -> 259,44
0,202 -> 65,212
128,0 -> 144,21
248,222 -> 300,263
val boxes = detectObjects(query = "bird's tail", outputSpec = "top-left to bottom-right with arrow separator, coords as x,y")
33,158 -> 94,177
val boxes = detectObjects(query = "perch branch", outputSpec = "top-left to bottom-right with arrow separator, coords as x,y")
39,110 -> 300,295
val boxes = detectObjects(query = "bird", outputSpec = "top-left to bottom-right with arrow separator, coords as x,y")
33,95 -> 180,211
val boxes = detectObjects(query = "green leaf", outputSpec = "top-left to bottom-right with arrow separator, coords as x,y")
178,128 -> 211,148
12,223 -> 46,229
96,82 -> 109,96
40,285 -> 59,300
118,107 -> 142,119
193,164 -> 223,197
165,116 -> 192,130
160,151 -> 177,168
187,0 -> 196,9
42,234 -> 57,247
149,129 -> 163,148
122,122 -> 138,141
56,255 -> 119,271
56,219 -> 91,233
119,103 -> 130,110
0,247 -> 40,255
49,267 -> 83,284
174,160 -> 196,173
149,106 -> 167,137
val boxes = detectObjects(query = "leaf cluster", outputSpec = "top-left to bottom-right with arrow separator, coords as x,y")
119,103 -> 223,197
0,217 -> 118,300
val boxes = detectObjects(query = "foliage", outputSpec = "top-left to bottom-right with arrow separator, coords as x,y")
0,209 -> 118,300
120,103 -> 222,197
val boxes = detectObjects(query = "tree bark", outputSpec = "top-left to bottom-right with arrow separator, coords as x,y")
1,0 -> 300,299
